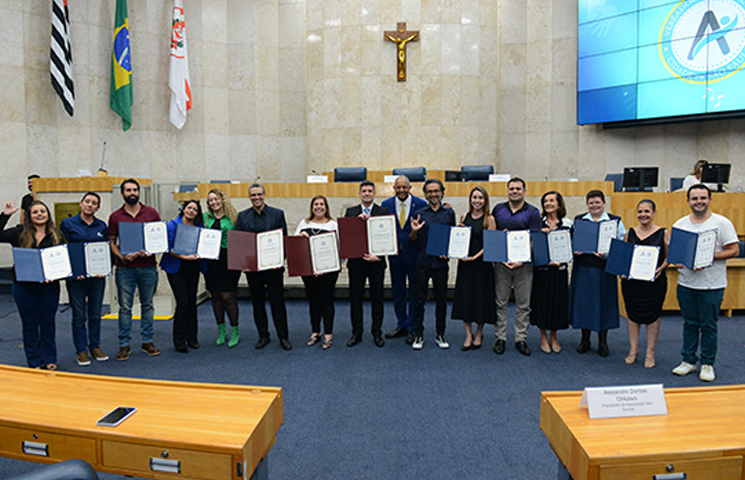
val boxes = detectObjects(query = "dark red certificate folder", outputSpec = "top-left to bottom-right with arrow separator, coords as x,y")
337,217 -> 367,259
285,236 -> 313,277
227,230 -> 257,271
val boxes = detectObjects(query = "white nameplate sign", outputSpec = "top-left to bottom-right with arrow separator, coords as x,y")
306,175 -> 328,183
579,384 -> 667,419
489,173 -> 511,182
384,175 -> 399,183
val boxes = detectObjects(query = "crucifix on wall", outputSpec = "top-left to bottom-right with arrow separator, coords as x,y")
384,22 -> 419,82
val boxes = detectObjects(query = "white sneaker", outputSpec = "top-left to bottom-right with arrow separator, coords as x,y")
435,335 -> 450,349
412,336 -> 424,350
672,361 -> 697,376
699,364 -> 716,382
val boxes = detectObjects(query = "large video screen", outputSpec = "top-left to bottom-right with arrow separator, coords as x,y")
578,0 -> 745,125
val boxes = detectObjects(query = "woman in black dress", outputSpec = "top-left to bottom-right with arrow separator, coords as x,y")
451,186 -> 496,350
621,199 -> 668,368
530,191 -> 571,354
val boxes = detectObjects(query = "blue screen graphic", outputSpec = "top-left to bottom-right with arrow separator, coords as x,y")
578,0 -> 745,124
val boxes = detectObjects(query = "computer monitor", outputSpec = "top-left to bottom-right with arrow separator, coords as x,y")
622,167 -> 658,192
701,163 -> 731,192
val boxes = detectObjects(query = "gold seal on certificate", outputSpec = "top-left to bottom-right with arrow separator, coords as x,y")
143,221 -> 168,254
367,215 -> 398,256
257,229 -> 284,270
310,232 -> 341,274
447,226 -> 471,259
41,245 -> 73,281
197,229 -> 222,260
85,242 -> 112,276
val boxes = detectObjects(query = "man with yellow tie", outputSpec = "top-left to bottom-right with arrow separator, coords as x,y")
382,176 -> 428,344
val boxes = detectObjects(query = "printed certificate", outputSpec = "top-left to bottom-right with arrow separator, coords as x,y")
507,231 -> 531,262
448,226 -> 471,259
84,242 -> 112,276
41,245 -> 72,281
310,232 -> 341,274
257,229 -> 284,270
367,215 -> 398,256
197,229 -> 222,260
547,230 -> 572,264
143,221 -> 168,254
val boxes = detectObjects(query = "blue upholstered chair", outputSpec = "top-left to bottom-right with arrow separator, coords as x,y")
334,167 -> 367,182
669,177 -> 684,192
461,165 -> 494,181
392,167 -> 427,182
604,173 -> 624,192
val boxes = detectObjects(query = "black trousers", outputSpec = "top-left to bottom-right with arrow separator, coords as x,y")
349,264 -> 385,337
167,261 -> 201,347
246,269 -> 289,340
301,271 -> 339,334
413,263 -> 448,337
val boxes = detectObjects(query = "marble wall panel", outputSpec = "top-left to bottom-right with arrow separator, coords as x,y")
0,66 -> 25,123
0,122 -> 29,178
203,133 -> 231,179
202,41 -> 229,88
341,26 -> 362,76
360,25 -> 382,75
361,0 -> 381,26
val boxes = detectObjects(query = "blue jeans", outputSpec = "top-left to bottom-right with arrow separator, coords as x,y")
12,281 -> 60,368
115,266 -> 158,347
67,277 -> 106,354
677,285 -> 724,365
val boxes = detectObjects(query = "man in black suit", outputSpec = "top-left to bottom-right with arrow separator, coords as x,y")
345,180 -> 389,347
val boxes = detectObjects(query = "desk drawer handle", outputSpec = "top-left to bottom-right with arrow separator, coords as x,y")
150,457 -> 181,474
22,441 -> 49,457
654,473 -> 686,480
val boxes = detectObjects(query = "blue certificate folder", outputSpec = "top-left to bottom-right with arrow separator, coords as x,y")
483,230 -> 508,263
119,222 -> 146,255
667,227 -> 714,270
572,220 -> 600,253
12,246 -> 72,282
425,223 -> 451,257
605,239 -> 634,277
172,223 -> 200,256
67,242 -> 112,278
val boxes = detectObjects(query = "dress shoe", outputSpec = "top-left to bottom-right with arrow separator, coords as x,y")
175,344 -> 188,354
385,327 -> 408,339
280,338 -> 293,351
405,333 -> 415,345
461,343 -> 472,351
347,334 -> 362,347
576,341 -> 590,354
540,344 -> 551,354
373,335 -> 385,347
551,344 -> 562,354
598,343 -> 610,357
255,337 -> 270,350
493,339 -> 505,355
188,340 -> 200,350
515,341 -> 531,356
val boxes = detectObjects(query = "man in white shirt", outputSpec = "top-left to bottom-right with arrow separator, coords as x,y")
671,184 -> 739,382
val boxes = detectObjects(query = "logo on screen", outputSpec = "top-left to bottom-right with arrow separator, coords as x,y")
660,0 -> 745,83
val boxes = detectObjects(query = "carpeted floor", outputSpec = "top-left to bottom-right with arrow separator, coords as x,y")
0,294 -> 743,479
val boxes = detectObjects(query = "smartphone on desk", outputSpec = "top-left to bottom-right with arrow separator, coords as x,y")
96,406 -> 137,427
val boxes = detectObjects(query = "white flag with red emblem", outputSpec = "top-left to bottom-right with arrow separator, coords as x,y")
169,0 -> 191,129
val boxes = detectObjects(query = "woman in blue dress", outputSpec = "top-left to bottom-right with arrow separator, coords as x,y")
569,190 -> 625,357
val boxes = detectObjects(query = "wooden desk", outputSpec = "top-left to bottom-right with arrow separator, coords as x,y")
0,365 -> 283,480
540,386 -> 745,480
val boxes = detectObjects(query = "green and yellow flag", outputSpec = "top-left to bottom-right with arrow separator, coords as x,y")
110,0 -> 132,131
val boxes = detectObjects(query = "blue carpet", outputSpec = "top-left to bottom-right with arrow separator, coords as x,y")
0,293 -> 744,479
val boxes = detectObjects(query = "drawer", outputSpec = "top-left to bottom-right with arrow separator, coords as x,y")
600,456 -> 743,480
0,425 -> 97,464
102,440 -> 233,480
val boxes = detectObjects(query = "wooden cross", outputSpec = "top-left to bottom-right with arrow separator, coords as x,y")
384,22 -> 419,82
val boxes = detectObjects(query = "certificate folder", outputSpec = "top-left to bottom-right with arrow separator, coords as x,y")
668,227 -> 716,270
532,231 -> 573,266
425,223 -> 451,257
119,221 -> 168,255
13,245 -> 73,282
483,230 -> 531,263
338,217 -> 367,259
605,238 -> 660,282
572,220 -> 616,254
226,230 -> 258,271
172,223 -> 221,260
338,215 -> 398,258
285,236 -> 313,277
68,242 -> 112,278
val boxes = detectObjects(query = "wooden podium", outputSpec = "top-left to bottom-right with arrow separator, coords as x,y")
0,365 -> 283,480
540,386 -> 745,480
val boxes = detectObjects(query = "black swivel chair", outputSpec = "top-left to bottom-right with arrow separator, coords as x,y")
333,167 -> 367,182
392,167 -> 427,182
461,165 -> 494,181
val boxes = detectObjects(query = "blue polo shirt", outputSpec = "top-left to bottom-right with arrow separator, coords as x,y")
414,204 -> 456,268
60,214 -> 108,243
492,201 -> 541,232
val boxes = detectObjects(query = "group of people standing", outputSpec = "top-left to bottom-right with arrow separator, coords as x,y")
0,177 -> 739,383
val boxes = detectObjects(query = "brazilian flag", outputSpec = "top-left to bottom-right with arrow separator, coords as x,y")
110,0 -> 132,131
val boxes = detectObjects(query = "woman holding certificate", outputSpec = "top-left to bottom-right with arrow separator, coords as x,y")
620,199 -> 669,369
295,196 -> 339,350
569,190 -> 626,357
59,192 -> 110,366
451,186 -> 496,350
160,200 -> 206,353
0,199 -> 66,370
204,189 -> 242,347
530,191 -> 572,354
